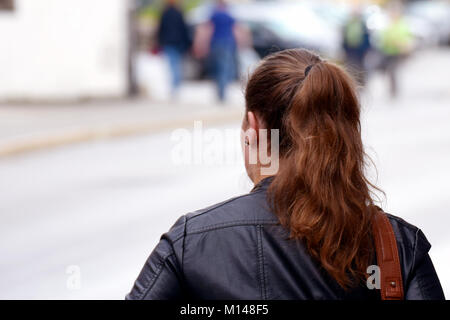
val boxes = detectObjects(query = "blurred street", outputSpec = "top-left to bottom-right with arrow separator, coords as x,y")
0,82 -> 244,157
0,47 -> 449,299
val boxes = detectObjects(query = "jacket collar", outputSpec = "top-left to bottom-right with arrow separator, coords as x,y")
251,176 -> 274,193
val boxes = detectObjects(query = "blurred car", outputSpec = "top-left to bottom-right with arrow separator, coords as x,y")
308,0 -> 350,30
405,0 -> 450,46
403,14 -> 440,48
184,1 -> 341,80
364,4 -> 439,51
233,2 -> 341,58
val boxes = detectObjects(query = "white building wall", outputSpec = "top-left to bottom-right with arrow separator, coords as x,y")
0,0 -> 129,101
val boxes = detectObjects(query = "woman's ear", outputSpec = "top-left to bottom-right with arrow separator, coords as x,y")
247,111 -> 258,130
246,111 -> 260,144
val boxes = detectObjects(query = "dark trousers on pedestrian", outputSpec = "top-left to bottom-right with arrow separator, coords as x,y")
382,55 -> 403,99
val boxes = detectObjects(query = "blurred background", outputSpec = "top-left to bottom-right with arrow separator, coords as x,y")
0,0 -> 449,299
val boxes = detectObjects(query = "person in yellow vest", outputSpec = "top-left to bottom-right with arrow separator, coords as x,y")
379,2 -> 414,98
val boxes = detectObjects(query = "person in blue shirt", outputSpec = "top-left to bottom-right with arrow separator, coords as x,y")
208,0 -> 237,102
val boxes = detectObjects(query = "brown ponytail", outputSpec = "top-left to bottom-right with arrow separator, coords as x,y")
245,49 -> 379,288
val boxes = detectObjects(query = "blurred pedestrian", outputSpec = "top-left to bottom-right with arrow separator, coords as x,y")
157,0 -> 191,98
208,0 -> 237,102
342,8 -> 371,87
379,2 -> 414,98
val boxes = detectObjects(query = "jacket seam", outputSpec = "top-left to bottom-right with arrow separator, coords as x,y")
412,228 -> 419,273
186,190 -> 265,222
171,220 -> 279,242
413,228 -> 427,299
179,215 -> 188,297
186,220 -> 279,236
256,225 -> 267,300
138,252 -> 175,300
256,225 -> 263,299
181,215 -> 187,272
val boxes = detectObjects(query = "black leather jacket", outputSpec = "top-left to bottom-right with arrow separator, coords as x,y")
126,178 -> 445,300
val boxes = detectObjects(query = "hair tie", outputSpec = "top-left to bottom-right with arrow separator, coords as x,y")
304,65 -> 313,77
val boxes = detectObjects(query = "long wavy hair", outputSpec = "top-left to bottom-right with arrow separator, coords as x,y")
245,49 -> 380,289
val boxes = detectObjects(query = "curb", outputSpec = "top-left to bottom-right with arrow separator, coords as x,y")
0,108 -> 243,158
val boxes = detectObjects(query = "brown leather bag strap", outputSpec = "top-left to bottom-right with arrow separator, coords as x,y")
372,208 -> 404,300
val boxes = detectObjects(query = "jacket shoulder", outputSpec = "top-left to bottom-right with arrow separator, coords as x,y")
385,212 -> 431,252
160,190 -> 277,248
184,190 -> 279,235
385,212 -> 433,283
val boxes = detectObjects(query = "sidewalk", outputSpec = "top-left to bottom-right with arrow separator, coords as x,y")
0,82 -> 245,157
